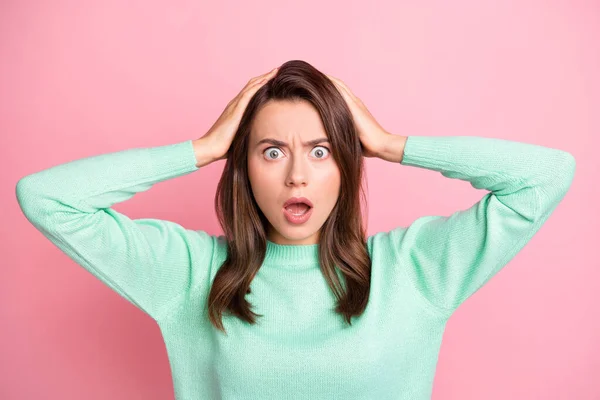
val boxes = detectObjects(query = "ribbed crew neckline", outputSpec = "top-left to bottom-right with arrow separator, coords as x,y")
262,239 -> 320,269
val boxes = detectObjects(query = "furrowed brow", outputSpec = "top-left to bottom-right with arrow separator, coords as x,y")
255,137 -> 330,148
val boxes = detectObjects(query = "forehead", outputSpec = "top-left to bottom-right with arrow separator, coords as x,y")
251,100 -> 326,141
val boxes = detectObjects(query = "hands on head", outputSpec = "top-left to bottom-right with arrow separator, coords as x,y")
197,66 -> 391,165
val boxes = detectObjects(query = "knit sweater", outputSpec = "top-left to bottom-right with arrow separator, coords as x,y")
15,135 -> 575,400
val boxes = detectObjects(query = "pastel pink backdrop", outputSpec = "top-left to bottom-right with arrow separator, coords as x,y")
2,1 -> 597,399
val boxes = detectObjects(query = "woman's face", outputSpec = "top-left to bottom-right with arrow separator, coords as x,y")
247,99 -> 341,245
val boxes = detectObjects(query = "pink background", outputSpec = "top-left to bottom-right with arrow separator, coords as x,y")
2,1 -> 598,399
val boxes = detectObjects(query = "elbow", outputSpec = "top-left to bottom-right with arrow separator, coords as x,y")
559,151 -> 576,194
541,151 -> 576,205
16,176 -> 34,211
16,176 -> 44,220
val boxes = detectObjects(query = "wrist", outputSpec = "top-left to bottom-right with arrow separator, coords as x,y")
380,133 -> 407,163
192,137 -> 218,168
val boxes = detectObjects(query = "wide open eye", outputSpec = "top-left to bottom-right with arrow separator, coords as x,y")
263,146 -> 331,160
311,146 -> 330,159
264,147 -> 283,160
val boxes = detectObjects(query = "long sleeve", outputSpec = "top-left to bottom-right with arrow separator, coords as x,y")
15,139 -> 216,322
386,135 -> 576,316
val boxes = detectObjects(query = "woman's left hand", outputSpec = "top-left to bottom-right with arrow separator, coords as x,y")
326,74 -> 390,159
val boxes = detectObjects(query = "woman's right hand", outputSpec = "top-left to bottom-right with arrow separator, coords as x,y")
198,66 -> 280,163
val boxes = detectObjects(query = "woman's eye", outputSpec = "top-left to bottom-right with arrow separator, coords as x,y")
263,146 -> 330,160
311,146 -> 330,159
264,147 -> 283,160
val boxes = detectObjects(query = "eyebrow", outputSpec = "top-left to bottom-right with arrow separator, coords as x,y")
255,137 -> 330,148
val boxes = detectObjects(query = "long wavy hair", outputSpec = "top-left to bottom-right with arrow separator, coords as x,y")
208,60 -> 371,334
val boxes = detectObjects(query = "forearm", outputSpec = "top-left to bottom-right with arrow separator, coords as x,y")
16,140 -> 199,218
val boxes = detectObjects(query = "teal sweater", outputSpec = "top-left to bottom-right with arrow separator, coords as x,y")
15,135 -> 575,399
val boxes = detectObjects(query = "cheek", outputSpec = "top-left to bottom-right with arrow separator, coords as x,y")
318,166 -> 341,201
248,162 -> 276,205
248,158 -> 266,186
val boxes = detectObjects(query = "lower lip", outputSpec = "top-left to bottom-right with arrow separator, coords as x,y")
283,206 -> 313,224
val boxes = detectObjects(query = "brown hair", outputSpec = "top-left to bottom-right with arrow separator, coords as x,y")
209,60 -> 371,334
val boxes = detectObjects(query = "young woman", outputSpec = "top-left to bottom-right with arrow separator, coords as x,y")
16,60 -> 575,400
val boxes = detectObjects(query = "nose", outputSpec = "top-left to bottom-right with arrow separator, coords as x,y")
286,156 -> 308,187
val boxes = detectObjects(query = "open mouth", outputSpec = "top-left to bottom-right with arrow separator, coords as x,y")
284,203 -> 311,216
282,203 -> 314,224
282,196 -> 314,224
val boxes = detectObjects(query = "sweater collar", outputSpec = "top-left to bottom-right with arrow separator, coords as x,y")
262,239 -> 320,269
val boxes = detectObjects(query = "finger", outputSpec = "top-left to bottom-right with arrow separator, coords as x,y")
335,79 -> 359,103
325,74 -> 344,92
325,73 -> 339,82
238,67 -> 278,98
326,74 -> 346,90
326,74 -> 352,97
254,68 -> 279,86
331,78 -> 351,96
328,77 -> 352,102
239,71 -> 274,101
256,66 -> 279,81
242,67 -> 279,90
